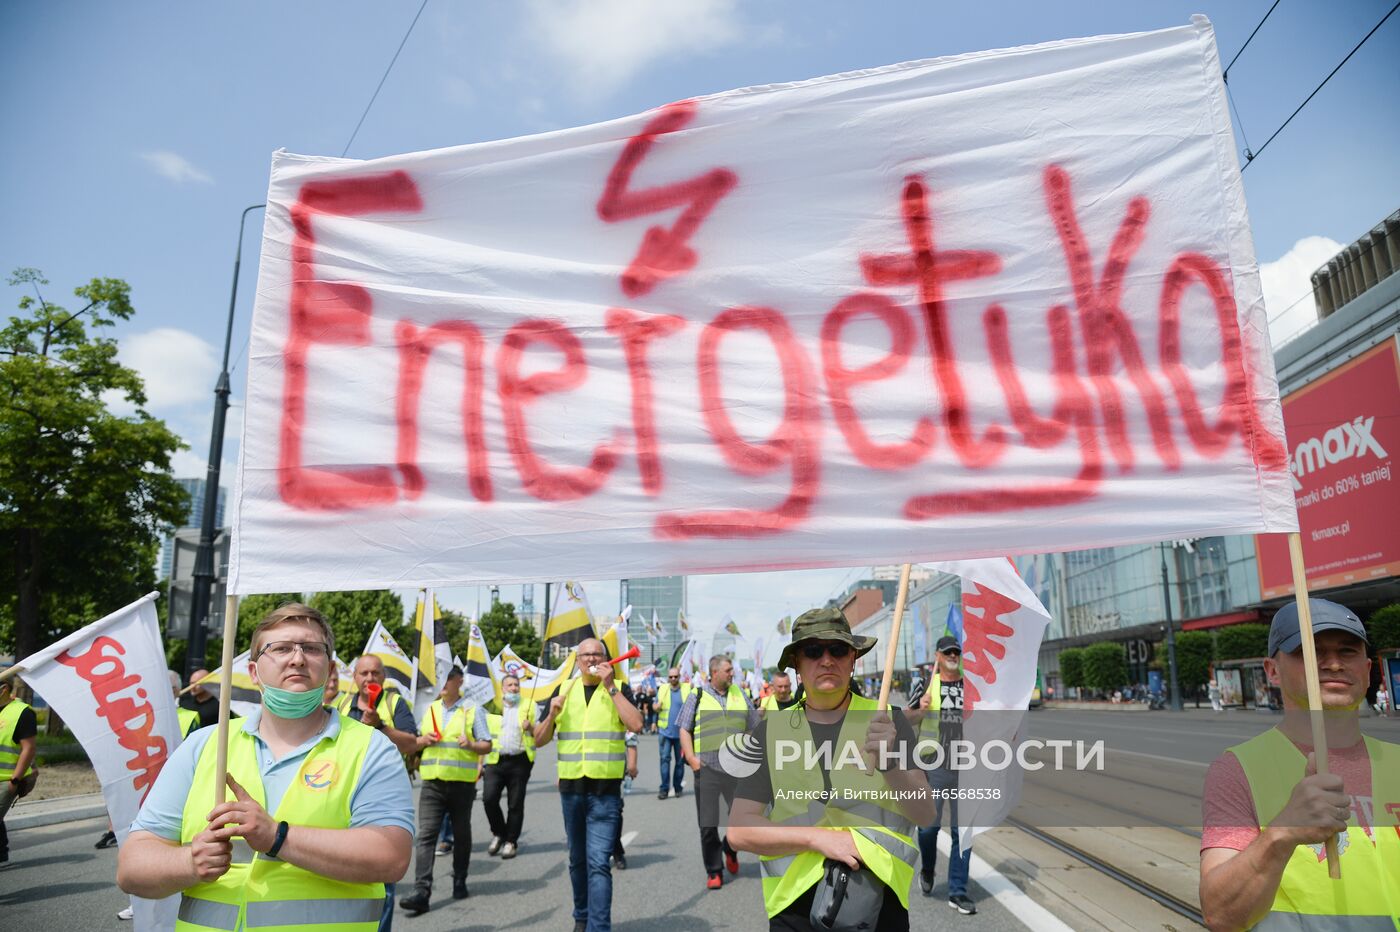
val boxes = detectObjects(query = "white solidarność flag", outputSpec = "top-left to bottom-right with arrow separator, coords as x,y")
18,593 -> 180,930
928,558 -> 1051,848
230,18 -> 1294,595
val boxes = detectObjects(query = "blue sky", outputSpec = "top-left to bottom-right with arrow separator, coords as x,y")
3,1 -> 1397,645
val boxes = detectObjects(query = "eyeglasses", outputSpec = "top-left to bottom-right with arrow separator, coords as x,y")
577,651 -> 605,660
258,641 -> 330,661
800,642 -> 851,660
668,675 -> 680,680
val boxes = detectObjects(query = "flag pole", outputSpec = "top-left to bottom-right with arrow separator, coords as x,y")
1287,532 -> 1340,879
876,563 -> 913,711
213,594 -> 239,808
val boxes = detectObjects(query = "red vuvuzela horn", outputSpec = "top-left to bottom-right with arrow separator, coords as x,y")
364,682 -> 382,705
607,645 -> 641,665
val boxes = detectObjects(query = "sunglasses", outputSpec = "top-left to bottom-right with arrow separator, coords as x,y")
940,649 -> 962,657
800,641 -> 852,660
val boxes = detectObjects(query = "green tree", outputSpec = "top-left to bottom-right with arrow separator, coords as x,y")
1174,631 -> 1215,705
472,600 -> 540,664
1215,623 -> 1270,661
1059,648 -> 1086,690
0,269 -> 187,662
308,590 -> 407,660
1082,642 -> 1128,694
1368,604 -> 1400,651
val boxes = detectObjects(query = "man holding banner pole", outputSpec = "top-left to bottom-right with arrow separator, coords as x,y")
117,602 -> 414,931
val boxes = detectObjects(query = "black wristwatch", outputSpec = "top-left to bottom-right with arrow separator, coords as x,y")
608,686 -> 619,697
266,820 -> 290,859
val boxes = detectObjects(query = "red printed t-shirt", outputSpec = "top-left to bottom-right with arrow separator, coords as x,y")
1201,735 -> 1377,853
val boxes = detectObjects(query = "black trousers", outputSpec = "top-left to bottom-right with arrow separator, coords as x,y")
413,779 -> 475,893
481,753 -> 533,844
695,765 -> 737,877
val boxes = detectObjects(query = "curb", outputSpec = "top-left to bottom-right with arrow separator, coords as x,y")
9,793 -> 108,831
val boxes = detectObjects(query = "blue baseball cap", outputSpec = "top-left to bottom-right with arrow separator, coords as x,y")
1267,599 -> 1368,656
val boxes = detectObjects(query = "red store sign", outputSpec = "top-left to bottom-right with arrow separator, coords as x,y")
1256,338 -> 1400,598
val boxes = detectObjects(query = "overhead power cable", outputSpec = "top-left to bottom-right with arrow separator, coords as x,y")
340,0 -> 430,158
1242,1 -> 1400,171
1223,0 -> 1283,79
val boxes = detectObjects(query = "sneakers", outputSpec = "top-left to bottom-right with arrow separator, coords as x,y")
613,853 -> 628,870
919,872 -> 934,896
452,878 -> 469,900
437,841 -> 453,854
96,830 -> 118,849
500,842 -> 518,859
399,890 -> 430,915
117,906 -> 134,921
949,894 -> 977,915
706,874 -> 723,890
657,789 -> 669,799
672,786 -> 683,798
724,849 -> 739,875
487,836 -> 503,856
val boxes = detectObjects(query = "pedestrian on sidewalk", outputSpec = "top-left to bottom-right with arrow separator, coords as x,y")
482,673 -> 537,859
400,666 -> 492,915
0,678 -> 39,868
535,638 -> 644,932
916,636 -> 976,916
679,655 -> 754,890
117,603 -> 414,931
1200,599 -> 1400,929
1208,678 -> 1222,713
656,667 -> 690,799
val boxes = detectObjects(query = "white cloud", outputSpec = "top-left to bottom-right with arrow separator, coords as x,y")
1259,235 -> 1343,349
119,327 -> 219,411
525,0 -> 744,97
140,150 -> 214,185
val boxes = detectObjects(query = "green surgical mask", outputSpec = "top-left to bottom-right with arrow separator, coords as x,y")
262,681 -> 327,719
503,692 -> 520,707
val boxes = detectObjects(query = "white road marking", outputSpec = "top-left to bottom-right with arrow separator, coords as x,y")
936,832 -> 1075,932
1107,748 -> 1209,768
621,830 -> 638,848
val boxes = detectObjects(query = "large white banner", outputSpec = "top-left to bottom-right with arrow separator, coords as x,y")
20,593 -> 180,930
232,17 -> 1294,594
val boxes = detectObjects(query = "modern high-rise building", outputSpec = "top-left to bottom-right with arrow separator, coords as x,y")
159,478 -> 226,580
620,576 -> 687,667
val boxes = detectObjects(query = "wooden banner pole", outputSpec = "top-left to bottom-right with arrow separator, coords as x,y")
1287,532 -> 1340,879
0,663 -> 24,685
213,594 -> 240,808
876,563 -> 913,711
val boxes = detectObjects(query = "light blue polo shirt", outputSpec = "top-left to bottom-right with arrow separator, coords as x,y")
131,706 -> 414,841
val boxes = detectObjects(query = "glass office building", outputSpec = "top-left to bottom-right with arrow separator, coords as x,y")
620,576 -> 687,666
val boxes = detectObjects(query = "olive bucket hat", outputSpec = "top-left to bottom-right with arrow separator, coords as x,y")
778,606 -> 877,670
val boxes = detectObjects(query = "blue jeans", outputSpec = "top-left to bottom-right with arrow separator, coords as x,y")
658,735 -> 685,793
916,794 -> 970,897
439,811 -> 454,845
379,883 -> 394,932
561,792 -> 621,932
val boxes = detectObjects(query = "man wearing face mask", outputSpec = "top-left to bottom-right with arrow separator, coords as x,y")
482,673 -> 537,860
118,603 -> 415,931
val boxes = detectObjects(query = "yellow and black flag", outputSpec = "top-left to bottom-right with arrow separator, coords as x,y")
543,581 -> 595,655
411,589 -> 453,709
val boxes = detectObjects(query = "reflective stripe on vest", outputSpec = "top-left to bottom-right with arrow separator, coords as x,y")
176,710 -> 383,932
759,694 -> 918,919
419,701 -> 481,783
555,683 -> 626,780
1230,727 -> 1400,929
485,709 -> 536,765
692,685 -> 748,754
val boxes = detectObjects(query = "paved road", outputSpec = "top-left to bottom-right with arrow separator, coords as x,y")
2,736 -> 1036,932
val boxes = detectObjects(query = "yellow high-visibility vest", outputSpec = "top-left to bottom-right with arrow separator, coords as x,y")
1230,727 -> 1400,928
178,707 -> 201,739
0,700 -> 36,780
485,707 -> 536,764
692,684 -> 748,754
656,684 -> 691,729
419,699 -> 481,783
758,694 -> 918,919
555,683 -> 626,780
175,712 -> 382,931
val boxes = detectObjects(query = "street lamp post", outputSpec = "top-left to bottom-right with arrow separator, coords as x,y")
186,204 -> 266,679
1159,541 -> 1184,711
